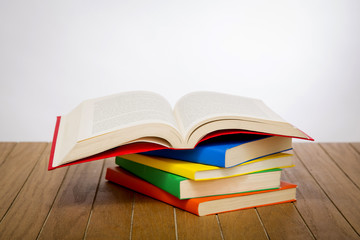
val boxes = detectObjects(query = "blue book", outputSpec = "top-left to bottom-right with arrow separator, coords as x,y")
143,135 -> 292,168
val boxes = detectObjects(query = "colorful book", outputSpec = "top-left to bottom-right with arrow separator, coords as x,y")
117,152 -> 294,180
144,135 -> 292,167
116,157 -> 282,199
48,91 -> 312,170
105,167 -> 297,216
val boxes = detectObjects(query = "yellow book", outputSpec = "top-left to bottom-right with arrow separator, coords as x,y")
116,152 -> 294,181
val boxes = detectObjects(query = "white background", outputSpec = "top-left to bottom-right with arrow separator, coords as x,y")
1,0 -> 359,142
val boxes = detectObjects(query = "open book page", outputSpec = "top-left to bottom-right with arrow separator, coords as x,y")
53,91 -> 181,167
174,92 -> 287,139
78,91 -> 179,141
52,103 -> 84,168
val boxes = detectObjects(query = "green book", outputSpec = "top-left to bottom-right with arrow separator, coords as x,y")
115,157 -> 282,199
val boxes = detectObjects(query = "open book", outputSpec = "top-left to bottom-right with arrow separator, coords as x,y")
49,91 -> 312,170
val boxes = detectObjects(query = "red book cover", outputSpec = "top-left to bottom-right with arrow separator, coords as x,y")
105,166 -> 297,216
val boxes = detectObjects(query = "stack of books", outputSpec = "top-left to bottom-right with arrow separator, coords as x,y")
106,134 -> 297,216
48,91 -> 312,216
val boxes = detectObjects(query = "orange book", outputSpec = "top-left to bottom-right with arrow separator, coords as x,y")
106,167 -> 297,216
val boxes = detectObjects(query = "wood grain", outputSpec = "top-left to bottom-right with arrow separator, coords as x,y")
320,143 -> 360,187
175,209 -> 222,240
257,203 -> 314,240
37,160 -> 104,240
350,143 -> 360,153
0,142 -> 359,239
131,193 -> 176,240
294,143 -> 360,235
85,158 -> 134,240
282,147 -> 359,239
0,144 -> 68,240
0,142 -> 16,165
217,209 -> 268,240
0,142 -> 47,219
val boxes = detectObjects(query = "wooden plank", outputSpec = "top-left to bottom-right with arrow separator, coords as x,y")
0,143 -> 68,240
257,203 -> 314,240
320,143 -> 360,188
1,141 -> 360,239
84,159 -> 133,240
351,143 -> 360,153
0,142 -> 16,165
131,193 -> 176,240
294,143 -> 360,234
37,159 -> 104,240
0,142 -> 47,219
282,148 -> 359,239
175,209 -> 222,240
217,209 -> 268,240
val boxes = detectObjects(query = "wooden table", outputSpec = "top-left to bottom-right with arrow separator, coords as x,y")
0,142 -> 359,240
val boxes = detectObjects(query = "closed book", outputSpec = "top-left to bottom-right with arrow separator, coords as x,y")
144,135 -> 292,167
105,167 -> 297,216
116,157 -> 282,199
117,152 -> 294,180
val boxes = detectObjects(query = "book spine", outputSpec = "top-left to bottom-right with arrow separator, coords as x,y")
116,155 -> 197,180
144,148 -> 226,167
116,157 -> 185,199
105,167 -> 200,215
